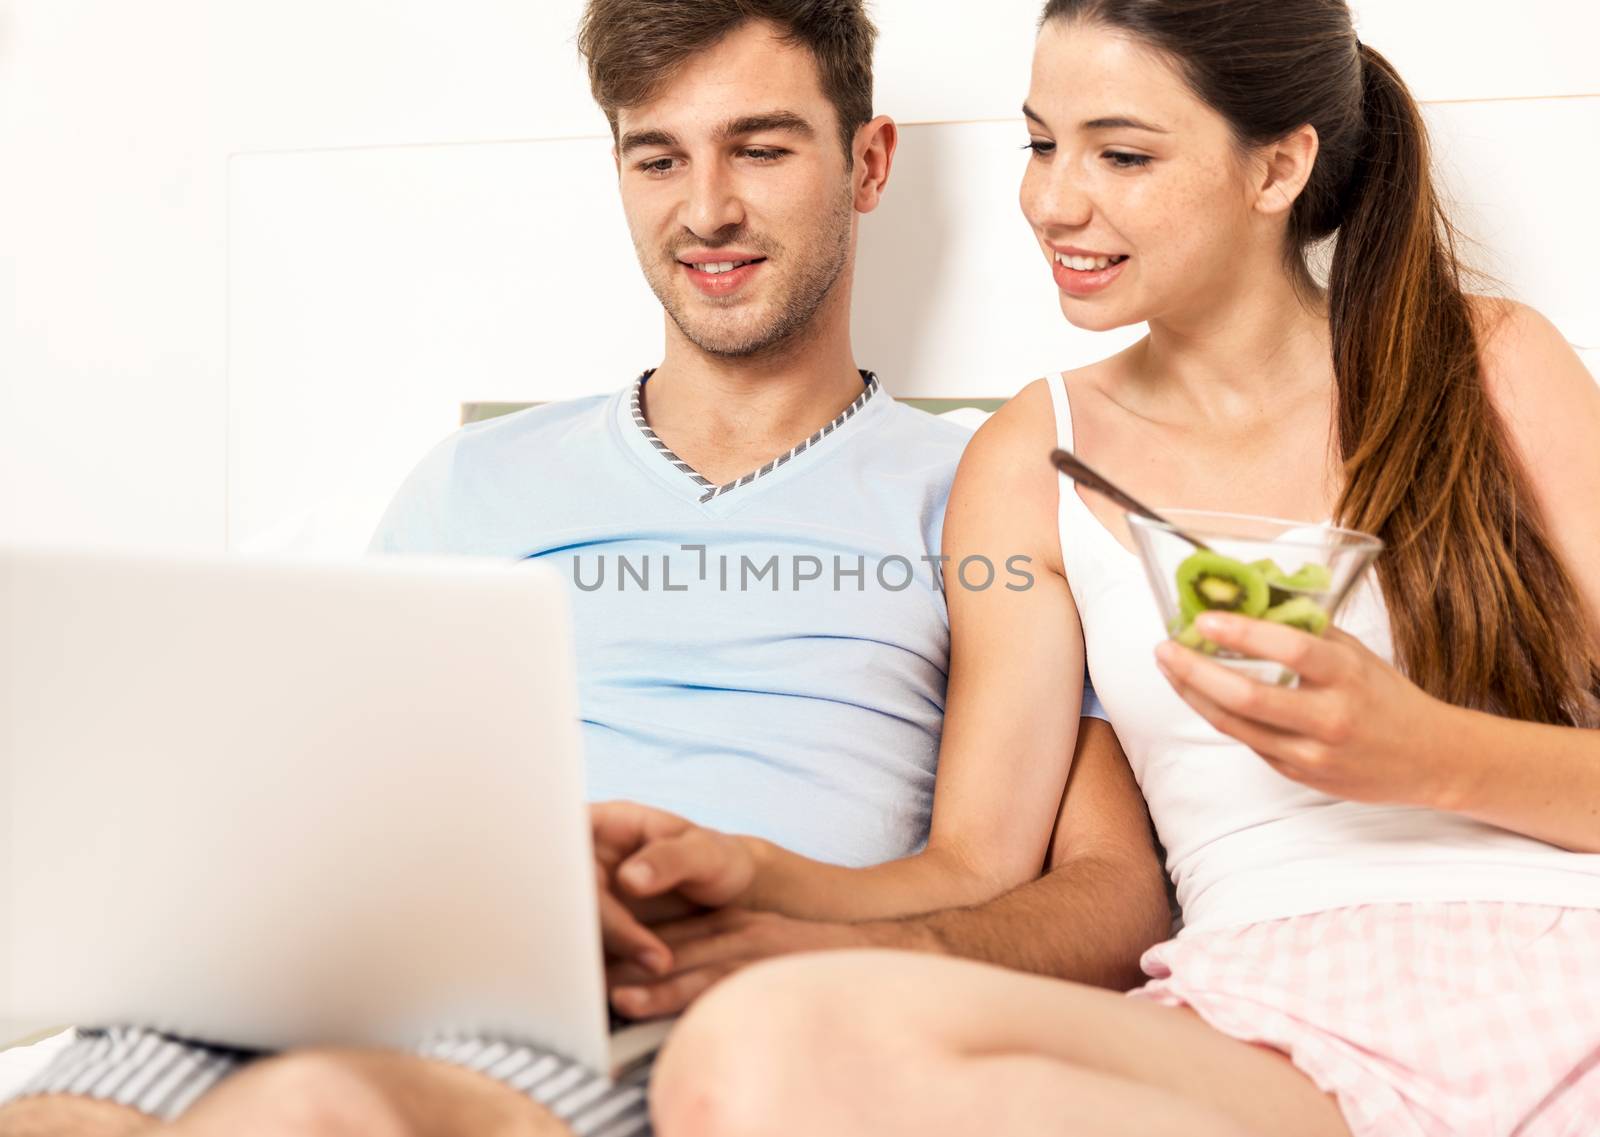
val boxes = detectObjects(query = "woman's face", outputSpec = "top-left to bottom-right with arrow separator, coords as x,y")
1019,20 -> 1267,332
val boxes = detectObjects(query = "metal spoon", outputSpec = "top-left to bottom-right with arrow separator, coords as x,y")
1049,448 -> 1211,552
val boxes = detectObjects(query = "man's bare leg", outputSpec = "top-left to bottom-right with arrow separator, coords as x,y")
0,1095 -> 155,1137
162,1049 -> 572,1137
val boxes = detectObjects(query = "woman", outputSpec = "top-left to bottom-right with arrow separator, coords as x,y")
646,1 -> 1600,1133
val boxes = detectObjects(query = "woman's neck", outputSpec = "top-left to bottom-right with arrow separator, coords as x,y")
1134,261 -> 1334,431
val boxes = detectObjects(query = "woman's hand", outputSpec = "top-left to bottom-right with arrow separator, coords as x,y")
593,801 -> 758,906
590,801 -> 760,975
1154,612 -> 1464,807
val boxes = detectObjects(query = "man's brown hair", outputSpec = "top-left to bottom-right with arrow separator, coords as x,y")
577,0 -> 877,159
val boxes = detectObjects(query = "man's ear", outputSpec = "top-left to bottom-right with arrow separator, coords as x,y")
613,145 -> 622,179
853,115 -> 898,214
1253,123 -> 1319,218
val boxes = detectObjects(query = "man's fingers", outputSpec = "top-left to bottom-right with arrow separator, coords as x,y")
628,892 -> 703,927
606,958 -> 656,989
605,913 -> 754,987
598,890 -> 672,974
610,965 -> 734,1020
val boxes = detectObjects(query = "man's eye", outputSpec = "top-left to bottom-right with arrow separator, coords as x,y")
1104,151 -> 1152,169
742,148 -> 785,162
638,157 -> 677,175
1022,140 -> 1056,157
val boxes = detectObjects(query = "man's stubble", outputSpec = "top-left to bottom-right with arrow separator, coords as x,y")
636,180 -> 855,361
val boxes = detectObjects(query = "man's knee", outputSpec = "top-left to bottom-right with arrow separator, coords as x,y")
166,1051 -> 412,1137
0,1094 -> 154,1137
169,1049 -> 569,1137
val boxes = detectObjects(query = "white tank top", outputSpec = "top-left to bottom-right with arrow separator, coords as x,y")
1047,374 -> 1600,932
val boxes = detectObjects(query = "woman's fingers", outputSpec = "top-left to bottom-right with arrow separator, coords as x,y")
590,801 -> 690,870
1191,613 -> 1346,686
616,828 -> 752,906
1155,639 -> 1323,735
1156,654 -> 1301,763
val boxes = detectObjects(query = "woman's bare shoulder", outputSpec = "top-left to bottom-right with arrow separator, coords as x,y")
1468,296 -> 1597,438
980,359 -> 1121,449
956,379 -> 1055,496
946,364 -> 1120,554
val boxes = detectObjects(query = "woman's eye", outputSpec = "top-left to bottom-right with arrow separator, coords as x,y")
1023,140 -> 1057,157
1104,151 -> 1152,170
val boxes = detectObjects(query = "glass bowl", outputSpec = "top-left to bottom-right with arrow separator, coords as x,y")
1127,509 -> 1383,685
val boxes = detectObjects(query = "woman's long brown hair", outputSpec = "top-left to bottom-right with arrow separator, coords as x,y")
1043,0 -> 1600,725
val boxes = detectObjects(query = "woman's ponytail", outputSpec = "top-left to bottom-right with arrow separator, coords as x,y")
1328,44 -> 1600,725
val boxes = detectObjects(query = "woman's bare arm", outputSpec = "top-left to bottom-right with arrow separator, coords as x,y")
607,380 -> 1157,926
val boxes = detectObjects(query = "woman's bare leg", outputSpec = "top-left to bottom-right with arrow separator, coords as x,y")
653,950 -> 1353,1137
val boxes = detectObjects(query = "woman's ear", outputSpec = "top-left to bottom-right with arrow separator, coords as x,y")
1253,123 -> 1319,217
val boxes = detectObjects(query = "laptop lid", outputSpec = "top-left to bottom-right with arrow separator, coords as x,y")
1,547 -> 610,1074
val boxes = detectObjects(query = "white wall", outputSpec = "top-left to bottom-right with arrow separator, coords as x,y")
0,2 -> 17,541
3,0 -> 1598,552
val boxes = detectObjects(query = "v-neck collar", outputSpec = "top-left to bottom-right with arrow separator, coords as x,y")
628,370 -> 881,505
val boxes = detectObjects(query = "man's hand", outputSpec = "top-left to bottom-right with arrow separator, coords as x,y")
604,909 -> 906,1020
593,859 -> 675,976
591,801 -> 760,975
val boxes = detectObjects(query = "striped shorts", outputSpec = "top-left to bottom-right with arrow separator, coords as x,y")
1129,902 -> 1600,1136
7,1026 -> 652,1136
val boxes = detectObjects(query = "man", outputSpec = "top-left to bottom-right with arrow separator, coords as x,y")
0,3 -> 1163,1136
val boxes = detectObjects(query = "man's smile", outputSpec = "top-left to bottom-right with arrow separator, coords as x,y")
677,251 -> 769,296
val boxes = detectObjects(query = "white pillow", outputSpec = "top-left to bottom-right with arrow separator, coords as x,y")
935,407 -> 994,432
0,1030 -> 72,1101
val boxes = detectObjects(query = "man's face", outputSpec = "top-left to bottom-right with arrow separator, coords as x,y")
615,21 -> 857,359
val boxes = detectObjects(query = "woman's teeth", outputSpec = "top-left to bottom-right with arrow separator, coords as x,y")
692,260 -> 756,275
1054,253 -> 1127,271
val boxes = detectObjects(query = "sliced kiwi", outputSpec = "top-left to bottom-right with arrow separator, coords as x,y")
1251,559 -> 1294,606
1250,558 -> 1287,585
1262,595 -> 1330,634
1175,551 -> 1270,621
1279,562 -> 1333,593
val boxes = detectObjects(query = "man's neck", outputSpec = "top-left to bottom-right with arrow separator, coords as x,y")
639,308 -> 868,487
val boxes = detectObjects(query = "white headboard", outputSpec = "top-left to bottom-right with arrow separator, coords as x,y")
8,0 -> 1596,552
227,98 -> 1598,552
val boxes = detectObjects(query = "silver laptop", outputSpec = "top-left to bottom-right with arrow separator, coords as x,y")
0,545 -> 664,1076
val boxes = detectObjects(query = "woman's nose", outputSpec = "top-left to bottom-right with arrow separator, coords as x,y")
1026,163 -> 1095,232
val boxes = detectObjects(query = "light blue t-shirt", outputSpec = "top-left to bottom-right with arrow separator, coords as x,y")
371,378 -> 1104,866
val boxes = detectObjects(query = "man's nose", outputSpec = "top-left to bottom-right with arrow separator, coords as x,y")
682,163 -> 746,238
